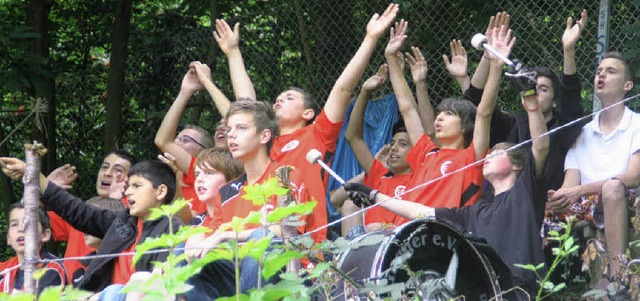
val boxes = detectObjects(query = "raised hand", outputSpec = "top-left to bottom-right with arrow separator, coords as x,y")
406,46 -> 428,83
362,64 -> 389,91
366,3 -> 400,40
442,40 -> 467,79
181,64 -> 204,93
562,9 -> 587,51
485,12 -> 510,45
191,61 -> 212,86
213,19 -> 241,55
487,25 -> 515,62
375,144 -> 391,165
47,164 -> 77,190
0,157 -> 26,180
385,20 -> 408,56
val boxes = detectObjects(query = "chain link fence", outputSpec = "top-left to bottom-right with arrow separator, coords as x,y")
2,0 -> 640,202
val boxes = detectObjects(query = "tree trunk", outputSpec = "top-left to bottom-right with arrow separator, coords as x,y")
28,0 -> 55,174
104,0 -> 132,153
22,143 -> 46,295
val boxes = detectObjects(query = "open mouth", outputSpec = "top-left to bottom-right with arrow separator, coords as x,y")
128,199 -> 136,207
196,187 -> 207,194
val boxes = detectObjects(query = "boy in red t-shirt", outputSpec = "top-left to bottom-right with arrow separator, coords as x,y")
383,21 -> 509,210
200,4 -> 400,241
0,203 -> 65,296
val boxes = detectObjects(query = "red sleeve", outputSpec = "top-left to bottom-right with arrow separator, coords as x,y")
47,211 -> 71,242
313,110 -> 343,153
405,134 -> 438,170
182,156 -> 197,186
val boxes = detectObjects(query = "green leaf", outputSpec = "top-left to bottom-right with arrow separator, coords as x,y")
552,282 -> 566,292
243,177 -> 288,206
239,236 -> 272,260
543,281 -> 554,291
32,268 -> 47,280
514,263 -> 536,271
267,200 -> 316,223
564,236 -> 574,251
262,249 -> 304,279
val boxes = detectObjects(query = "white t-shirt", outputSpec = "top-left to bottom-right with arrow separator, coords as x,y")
565,106 -> 640,189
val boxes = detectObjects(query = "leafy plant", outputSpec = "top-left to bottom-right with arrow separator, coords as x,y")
516,217 -> 579,300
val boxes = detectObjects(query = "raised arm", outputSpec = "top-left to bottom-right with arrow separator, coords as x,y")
562,9 -> 587,76
214,19 -> 256,101
473,25 -> 515,160
406,46 -> 436,140
385,21 -> 423,145
323,4 -> 399,123
154,65 -> 202,174
522,93 -> 549,176
442,39 -> 470,93
192,61 -> 232,116
345,64 -> 388,174
468,12 -> 510,93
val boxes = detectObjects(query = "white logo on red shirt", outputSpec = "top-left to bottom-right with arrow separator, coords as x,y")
281,140 -> 300,153
440,161 -> 452,175
394,185 -> 406,197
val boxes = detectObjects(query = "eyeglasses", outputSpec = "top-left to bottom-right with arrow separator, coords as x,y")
175,135 -> 206,149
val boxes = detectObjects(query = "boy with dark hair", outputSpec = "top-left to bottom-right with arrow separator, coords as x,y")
0,203 -> 65,295
47,149 -> 136,283
344,75 -> 550,297
70,196 -> 125,290
0,158 -> 181,294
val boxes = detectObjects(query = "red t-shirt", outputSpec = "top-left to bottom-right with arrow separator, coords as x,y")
363,160 -> 411,226
48,211 -> 96,282
269,111 -> 341,241
217,161 -> 322,242
404,134 -> 483,209
182,156 -> 206,214
111,219 -> 143,285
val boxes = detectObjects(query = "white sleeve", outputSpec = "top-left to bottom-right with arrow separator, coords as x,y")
564,145 -> 578,171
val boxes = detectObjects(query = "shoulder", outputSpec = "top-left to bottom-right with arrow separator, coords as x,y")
220,174 -> 247,201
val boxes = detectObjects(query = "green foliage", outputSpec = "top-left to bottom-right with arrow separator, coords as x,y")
516,217 -> 579,300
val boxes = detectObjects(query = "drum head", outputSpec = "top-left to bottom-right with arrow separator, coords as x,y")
376,218 -> 504,300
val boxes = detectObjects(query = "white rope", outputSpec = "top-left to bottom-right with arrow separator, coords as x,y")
298,93 -> 640,238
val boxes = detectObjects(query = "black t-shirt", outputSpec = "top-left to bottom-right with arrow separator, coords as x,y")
435,151 -> 546,294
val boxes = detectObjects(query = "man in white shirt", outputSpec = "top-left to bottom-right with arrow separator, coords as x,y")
548,52 -> 640,293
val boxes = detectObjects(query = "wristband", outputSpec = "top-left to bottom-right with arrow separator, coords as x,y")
369,189 -> 379,202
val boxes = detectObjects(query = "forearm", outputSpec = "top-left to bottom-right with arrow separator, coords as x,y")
345,88 -> 372,142
414,81 -> 435,139
331,173 -> 365,208
470,56 -> 491,89
154,90 -> 192,148
476,62 -> 502,118
454,75 -> 471,94
375,193 -> 435,220
563,47 -> 577,76
324,37 -> 379,122
527,108 -> 549,175
202,80 -> 231,116
226,49 -> 256,101
386,53 -> 423,144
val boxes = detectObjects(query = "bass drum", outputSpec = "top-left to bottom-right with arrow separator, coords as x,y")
334,218 -> 515,301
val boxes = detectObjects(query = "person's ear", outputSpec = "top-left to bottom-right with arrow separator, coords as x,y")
302,108 -> 315,121
156,184 -> 168,202
624,80 -> 634,92
260,129 -> 272,145
41,228 -> 52,244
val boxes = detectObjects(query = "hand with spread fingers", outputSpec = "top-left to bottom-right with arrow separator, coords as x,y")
442,39 -> 467,79
47,164 -> 77,190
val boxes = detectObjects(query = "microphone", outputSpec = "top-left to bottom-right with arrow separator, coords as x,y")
306,149 -> 345,184
470,33 -> 514,67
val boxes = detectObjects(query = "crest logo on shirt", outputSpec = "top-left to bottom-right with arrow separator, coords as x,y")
440,160 -> 452,175
281,140 -> 300,153
230,182 -> 243,191
394,185 -> 406,197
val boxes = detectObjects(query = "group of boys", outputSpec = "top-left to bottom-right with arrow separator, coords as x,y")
2,4 -> 640,301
